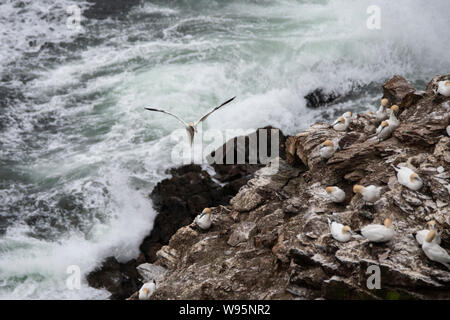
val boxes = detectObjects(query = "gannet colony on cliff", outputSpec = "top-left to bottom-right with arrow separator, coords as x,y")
136,79 -> 450,299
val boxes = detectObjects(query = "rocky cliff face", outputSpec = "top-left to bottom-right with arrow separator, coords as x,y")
88,128 -> 285,299
133,75 -> 449,300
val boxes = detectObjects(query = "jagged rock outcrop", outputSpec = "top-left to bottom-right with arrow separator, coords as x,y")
140,127 -> 286,263
133,75 -> 449,300
304,88 -> 340,109
86,257 -> 142,300
87,127 -> 285,298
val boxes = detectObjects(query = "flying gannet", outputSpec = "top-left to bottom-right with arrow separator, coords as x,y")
361,218 -> 395,243
376,98 -> 390,122
328,219 -> 353,242
394,166 -> 423,191
195,208 -> 212,230
353,184 -> 382,204
326,186 -> 346,203
414,221 -> 441,246
144,97 -> 236,146
139,280 -> 156,300
320,139 -> 339,161
437,80 -> 450,97
421,230 -> 450,270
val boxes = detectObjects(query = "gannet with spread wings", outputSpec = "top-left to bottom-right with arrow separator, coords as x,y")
145,97 -> 236,146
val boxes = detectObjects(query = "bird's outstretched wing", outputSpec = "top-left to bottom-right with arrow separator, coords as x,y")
144,107 -> 189,127
194,97 -> 236,127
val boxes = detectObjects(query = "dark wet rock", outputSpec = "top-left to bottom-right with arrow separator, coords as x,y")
304,88 -> 340,109
136,263 -> 167,283
382,75 -> 416,107
84,0 -> 141,19
207,126 -> 287,194
140,164 -> 233,262
87,257 -> 142,300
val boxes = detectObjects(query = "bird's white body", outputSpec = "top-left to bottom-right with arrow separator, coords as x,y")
415,230 -> 441,246
376,105 -> 389,122
356,185 -> 382,203
320,140 -> 339,160
195,212 -> 212,230
139,281 -> 156,300
342,112 -> 353,120
376,111 -> 399,136
332,117 -> 350,131
320,146 -> 335,159
395,166 -> 423,191
422,238 -> 450,269
362,185 -> 382,203
376,122 -> 394,141
328,219 -> 352,243
446,125 -> 450,136
361,224 -> 394,243
437,81 -> 450,97
386,111 -> 400,130
326,187 -> 346,203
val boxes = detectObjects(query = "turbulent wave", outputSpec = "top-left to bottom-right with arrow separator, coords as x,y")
0,0 -> 449,299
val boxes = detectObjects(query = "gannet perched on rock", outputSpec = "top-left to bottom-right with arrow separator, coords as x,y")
320,139 -> 339,161
332,116 -> 350,132
370,105 -> 399,142
447,125 -> 450,136
394,166 -> 423,191
437,80 -> 450,97
414,221 -> 441,245
144,97 -> 236,146
386,105 -> 400,129
376,98 -> 390,122
376,121 -> 394,142
353,184 -> 382,204
376,105 -> 399,133
342,111 -> 353,120
328,219 -> 353,242
361,218 -> 395,243
326,186 -> 346,203
139,280 -> 156,300
422,230 -> 450,270
195,208 -> 212,230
